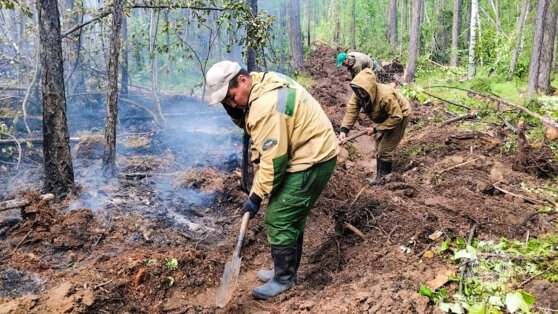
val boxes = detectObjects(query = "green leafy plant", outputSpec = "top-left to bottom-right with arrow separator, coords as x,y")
166,276 -> 175,288
165,258 -> 178,271
145,259 -> 157,267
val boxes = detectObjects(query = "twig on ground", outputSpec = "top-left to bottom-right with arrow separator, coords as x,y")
437,158 -> 480,175
348,187 -> 366,208
94,278 -> 115,289
423,90 -> 471,110
517,261 -> 557,289
443,111 -> 477,125
12,225 -> 34,256
343,222 -> 367,241
493,184 -> 544,205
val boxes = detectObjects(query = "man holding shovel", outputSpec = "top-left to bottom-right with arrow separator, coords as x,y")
338,68 -> 411,184
206,61 -> 339,300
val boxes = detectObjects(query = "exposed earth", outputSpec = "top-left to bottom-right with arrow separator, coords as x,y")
1,44 -> 557,313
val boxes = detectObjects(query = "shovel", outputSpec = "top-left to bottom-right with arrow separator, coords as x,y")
215,211 -> 251,308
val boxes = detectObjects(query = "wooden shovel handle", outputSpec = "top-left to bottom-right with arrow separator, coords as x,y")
232,212 -> 251,258
345,130 -> 368,142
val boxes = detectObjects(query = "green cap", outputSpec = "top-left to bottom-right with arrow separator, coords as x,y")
336,52 -> 347,67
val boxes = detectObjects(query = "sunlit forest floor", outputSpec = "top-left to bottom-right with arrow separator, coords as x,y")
1,44 -> 557,313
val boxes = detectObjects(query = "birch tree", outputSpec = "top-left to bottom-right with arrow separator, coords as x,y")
467,0 -> 479,79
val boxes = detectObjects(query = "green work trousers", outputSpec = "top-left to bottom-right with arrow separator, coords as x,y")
264,157 -> 337,246
376,116 -> 409,161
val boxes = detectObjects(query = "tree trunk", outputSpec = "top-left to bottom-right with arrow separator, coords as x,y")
37,0 -> 75,196
527,0 -> 550,98
351,0 -> 356,49
467,0 -> 479,79
103,0 -> 123,177
388,0 -> 398,46
247,0 -> 258,71
289,0 -> 304,69
449,0 -> 462,66
334,1 -> 340,43
508,0 -> 530,80
307,0 -> 312,47
149,10 -> 164,123
404,0 -> 423,84
537,0 -> 557,94
121,15 -> 129,94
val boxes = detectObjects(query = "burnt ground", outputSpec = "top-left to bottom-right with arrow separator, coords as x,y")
1,44 -> 558,313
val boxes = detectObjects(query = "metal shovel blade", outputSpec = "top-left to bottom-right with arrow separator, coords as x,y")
215,256 -> 241,308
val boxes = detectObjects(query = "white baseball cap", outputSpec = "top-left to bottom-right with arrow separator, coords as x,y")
206,61 -> 242,104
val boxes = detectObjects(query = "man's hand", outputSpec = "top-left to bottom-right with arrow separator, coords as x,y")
365,127 -> 377,136
338,132 -> 347,145
241,193 -> 262,218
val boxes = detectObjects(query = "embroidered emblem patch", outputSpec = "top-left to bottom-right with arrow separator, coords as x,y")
262,138 -> 278,151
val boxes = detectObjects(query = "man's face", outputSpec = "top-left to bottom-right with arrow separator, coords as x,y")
351,85 -> 369,101
222,74 -> 251,110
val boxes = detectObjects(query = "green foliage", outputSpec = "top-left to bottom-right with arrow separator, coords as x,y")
145,258 -> 157,267
469,77 -> 494,95
425,235 -> 558,313
165,258 -> 178,271
166,276 -> 175,287
499,140 -> 517,156
0,0 -> 32,16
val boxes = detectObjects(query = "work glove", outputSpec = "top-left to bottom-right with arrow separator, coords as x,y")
338,127 -> 350,145
365,126 -> 377,136
241,193 -> 262,218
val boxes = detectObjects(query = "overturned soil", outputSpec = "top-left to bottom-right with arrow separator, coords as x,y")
1,44 -> 557,313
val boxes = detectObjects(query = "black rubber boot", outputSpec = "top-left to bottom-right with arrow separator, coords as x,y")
367,159 -> 393,185
295,233 -> 303,273
257,234 -> 303,283
252,245 -> 297,300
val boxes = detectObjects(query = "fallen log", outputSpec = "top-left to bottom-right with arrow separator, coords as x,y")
0,193 -> 55,211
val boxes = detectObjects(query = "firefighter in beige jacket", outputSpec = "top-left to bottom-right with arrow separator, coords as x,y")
206,61 -> 338,300
338,68 -> 411,184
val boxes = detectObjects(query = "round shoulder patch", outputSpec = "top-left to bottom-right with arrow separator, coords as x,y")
262,138 -> 278,151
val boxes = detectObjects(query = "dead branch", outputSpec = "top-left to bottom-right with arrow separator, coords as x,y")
0,132 -> 22,170
443,111 -> 477,125
422,91 -> 471,110
348,187 -> 366,207
0,194 -> 54,211
21,55 -> 40,135
492,184 -> 544,205
0,137 -> 81,147
437,158 -> 480,175
428,86 -> 558,129
498,114 -> 517,133
343,222 -> 368,241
